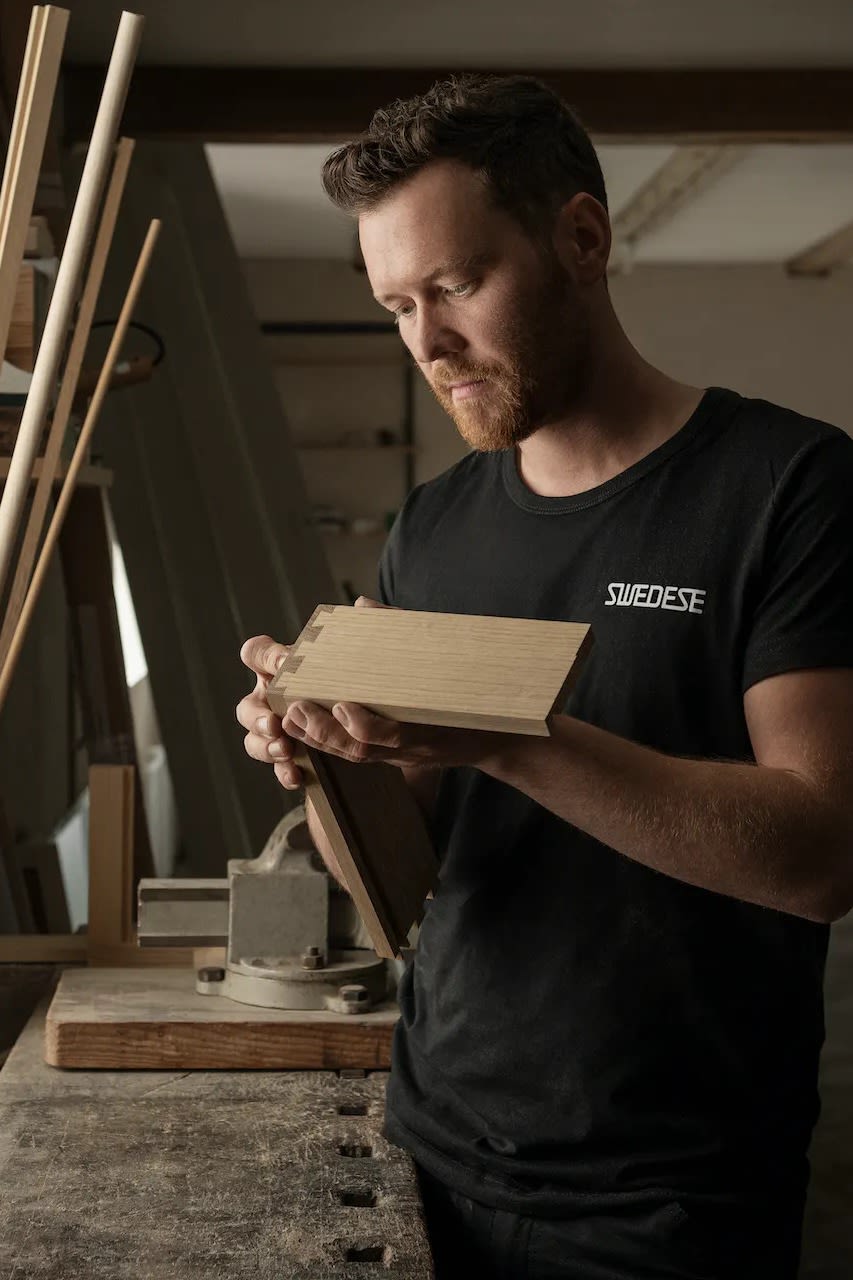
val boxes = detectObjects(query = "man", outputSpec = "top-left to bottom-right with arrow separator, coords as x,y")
237,75 -> 853,1278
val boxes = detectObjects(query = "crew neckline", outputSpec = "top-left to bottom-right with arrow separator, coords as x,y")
501,386 -> 738,515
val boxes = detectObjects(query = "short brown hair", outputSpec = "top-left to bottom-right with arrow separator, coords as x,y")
322,74 -> 608,238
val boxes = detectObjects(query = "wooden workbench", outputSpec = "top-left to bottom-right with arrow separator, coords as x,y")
0,990 -> 433,1279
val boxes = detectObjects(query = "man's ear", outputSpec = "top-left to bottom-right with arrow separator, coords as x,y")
552,192 -> 611,286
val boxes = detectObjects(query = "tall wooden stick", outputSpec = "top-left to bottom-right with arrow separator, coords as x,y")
0,7 -> 44,243
0,138 -> 136,669
0,6 -> 68,361
0,219 -> 160,716
0,10 -> 144,608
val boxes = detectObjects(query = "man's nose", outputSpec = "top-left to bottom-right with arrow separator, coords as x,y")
407,306 -> 464,365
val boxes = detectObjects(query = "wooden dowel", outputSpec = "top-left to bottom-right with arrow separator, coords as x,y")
0,6 -> 68,360
0,138 -> 136,669
0,10 -> 144,607
0,219 -> 160,716
0,7 -> 43,243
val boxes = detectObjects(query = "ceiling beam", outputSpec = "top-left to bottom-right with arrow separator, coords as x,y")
61,66 -> 853,145
786,218 -> 853,276
610,146 -> 747,269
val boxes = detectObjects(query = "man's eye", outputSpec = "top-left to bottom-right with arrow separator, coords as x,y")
444,282 -> 473,298
393,303 -> 415,325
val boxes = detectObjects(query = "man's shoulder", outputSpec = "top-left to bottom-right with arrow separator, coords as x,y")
721,390 -> 853,485
398,449 -> 494,527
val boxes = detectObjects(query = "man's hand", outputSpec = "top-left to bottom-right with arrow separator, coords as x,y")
237,633 -> 305,790
237,595 -> 513,781
280,696 -> 508,774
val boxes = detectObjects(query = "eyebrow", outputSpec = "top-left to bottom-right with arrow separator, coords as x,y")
374,252 -> 492,305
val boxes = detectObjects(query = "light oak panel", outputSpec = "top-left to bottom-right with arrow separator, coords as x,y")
269,604 -> 593,736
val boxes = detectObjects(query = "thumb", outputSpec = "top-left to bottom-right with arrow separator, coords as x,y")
354,596 -> 387,609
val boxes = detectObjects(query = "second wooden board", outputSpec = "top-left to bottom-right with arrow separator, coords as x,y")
269,605 -> 593,736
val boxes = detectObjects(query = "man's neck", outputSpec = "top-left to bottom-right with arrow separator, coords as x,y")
515,351 -> 704,500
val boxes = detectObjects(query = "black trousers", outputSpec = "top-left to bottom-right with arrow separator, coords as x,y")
416,1165 -> 805,1280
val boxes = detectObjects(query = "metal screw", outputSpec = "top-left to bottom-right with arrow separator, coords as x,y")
197,966 -> 225,983
301,946 -> 325,971
339,983 -> 369,1010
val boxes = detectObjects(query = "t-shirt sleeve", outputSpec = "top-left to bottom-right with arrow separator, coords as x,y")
742,431 -> 853,692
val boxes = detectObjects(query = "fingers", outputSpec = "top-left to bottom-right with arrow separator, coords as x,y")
283,700 -> 401,762
240,634 -> 291,678
331,701 -> 403,750
354,595 -> 387,609
274,759 -> 304,791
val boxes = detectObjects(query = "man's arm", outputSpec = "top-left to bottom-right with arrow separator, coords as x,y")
477,666 -> 853,923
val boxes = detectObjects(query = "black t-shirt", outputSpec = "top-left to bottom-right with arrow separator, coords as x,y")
377,386 -> 853,1216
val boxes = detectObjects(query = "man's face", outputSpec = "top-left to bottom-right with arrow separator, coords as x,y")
359,159 -> 589,452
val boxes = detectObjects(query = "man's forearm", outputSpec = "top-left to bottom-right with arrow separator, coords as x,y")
480,715 -> 851,922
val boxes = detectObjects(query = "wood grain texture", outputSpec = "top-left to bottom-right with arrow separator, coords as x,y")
0,138 -> 135,671
0,6 -> 67,361
269,604 -> 593,735
302,751 -> 438,959
0,10 -> 142,606
45,967 -> 398,1069
0,933 -> 86,963
87,763 -> 134,951
3,1000 -> 433,1280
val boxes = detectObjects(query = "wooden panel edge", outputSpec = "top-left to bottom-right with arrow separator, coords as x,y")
0,933 -> 87,963
44,1018 -> 396,1070
547,624 -> 595,722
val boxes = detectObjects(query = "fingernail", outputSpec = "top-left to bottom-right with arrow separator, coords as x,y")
332,704 -> 350,726
288,706 -> 307,729
258,716 -> 271,736
286,722 -> 305,740
268,740 -> 284,758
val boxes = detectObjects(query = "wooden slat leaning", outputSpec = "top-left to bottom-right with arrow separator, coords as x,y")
267,605 -> 593,958
0,10 -> 144,607
0,6 -> 68,360
0,138 -> 137,670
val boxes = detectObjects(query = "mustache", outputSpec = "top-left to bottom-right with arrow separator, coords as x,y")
430,362 -> 500,391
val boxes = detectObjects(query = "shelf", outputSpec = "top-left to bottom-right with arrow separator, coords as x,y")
0,458 -> 113,488
316,528 -> 389,539
296,444 -> 415,454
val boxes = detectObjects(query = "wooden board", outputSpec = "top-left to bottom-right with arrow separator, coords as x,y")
45,967 -> 398,1069
269,604 -> 593,735
303,752 -> 438,959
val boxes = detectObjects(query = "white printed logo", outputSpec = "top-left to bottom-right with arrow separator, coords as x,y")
605,583 -> 706,614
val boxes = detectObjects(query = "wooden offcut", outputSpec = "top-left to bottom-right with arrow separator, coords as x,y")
269,604 -> 593,736
302,751 -> 438,959
44,968 -> 397,1069
87,764 -> 135,954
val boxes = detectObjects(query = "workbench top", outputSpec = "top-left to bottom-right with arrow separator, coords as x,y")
0,995 -> 432,1279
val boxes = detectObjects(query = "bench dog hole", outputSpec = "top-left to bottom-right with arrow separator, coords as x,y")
338,1103 -> 368,1116
339,1189 -> 377,1208
339,1143 -> 373,1158
345,1245 -> 391,1265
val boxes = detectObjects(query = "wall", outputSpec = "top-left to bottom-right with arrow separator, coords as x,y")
245,260 -> 853,527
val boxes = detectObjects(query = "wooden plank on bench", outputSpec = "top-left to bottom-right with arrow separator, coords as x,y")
44,966 -> 397,1070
